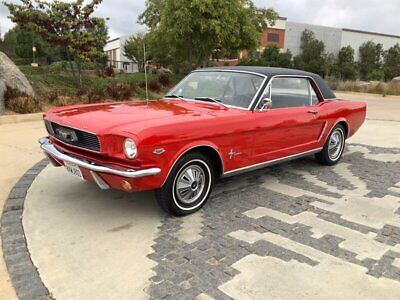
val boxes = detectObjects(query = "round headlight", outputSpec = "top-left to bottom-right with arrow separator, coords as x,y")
123,138 -> 137,159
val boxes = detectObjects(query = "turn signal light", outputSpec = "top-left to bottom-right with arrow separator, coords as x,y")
121,180 -> 132,191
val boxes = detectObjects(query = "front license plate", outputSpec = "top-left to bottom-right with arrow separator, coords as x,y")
64,162 -> 83,180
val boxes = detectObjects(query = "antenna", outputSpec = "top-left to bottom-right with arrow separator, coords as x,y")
143,41 -> 149,106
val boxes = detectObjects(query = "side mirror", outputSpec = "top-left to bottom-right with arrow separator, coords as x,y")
260,98 -> 273,112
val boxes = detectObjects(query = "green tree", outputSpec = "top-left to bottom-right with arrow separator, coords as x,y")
138,0 -> 278,71
2,26 -> 65,64
4,0 -> 108,88
261,44 -> 292,68
336,46 -> 358,80
383,44 -> 400,81
359,41 -> 383,80
123,33 -> 149,73
294,29 -> 327,76
138,0 -> 163,30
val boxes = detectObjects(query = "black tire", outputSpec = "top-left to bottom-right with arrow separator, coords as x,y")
315,124 -> 346,166
155,152 -> 214,216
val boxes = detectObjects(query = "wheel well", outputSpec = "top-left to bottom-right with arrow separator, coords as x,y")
337,121 -> 349,138
185,146 -> 224,178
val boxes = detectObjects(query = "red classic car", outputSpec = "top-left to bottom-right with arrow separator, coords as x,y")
39,67 -> 366,216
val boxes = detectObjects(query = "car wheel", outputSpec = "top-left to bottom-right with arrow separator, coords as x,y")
155,152 -> 214,216
315,124 -> 346,166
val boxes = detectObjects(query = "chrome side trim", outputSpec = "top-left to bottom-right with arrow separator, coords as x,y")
90,171 -> 110,190
39,137 -> 161,179
318,121 -> 328,142
222,148 -> 323,177
193,69 -> 267,78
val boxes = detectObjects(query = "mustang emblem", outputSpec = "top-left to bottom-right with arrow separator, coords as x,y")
56,128 -> 78,142
229,149 -> 241,159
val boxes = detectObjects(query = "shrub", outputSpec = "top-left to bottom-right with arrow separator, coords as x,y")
366,70 -> 385,81
325,78 -> 339,91
6,97 -> 42,114
104,66 -> 115,77
238,57 -> 253,66
157,74 -> 172,87
387,82 -> 400,95
49,61 -> 69,73
4,87 -> 26,99
148,80 -> 162,93
75,88 -> 86,97
207,60 -> 216,67
81,61 -> 102,70
42,89 -> 59,103
368,82 -> 387,94
106,83 -> 135,100
54,96 -> 77,107
87,89 -> 106,103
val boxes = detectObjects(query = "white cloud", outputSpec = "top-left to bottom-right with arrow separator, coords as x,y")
1,0 -> 399,39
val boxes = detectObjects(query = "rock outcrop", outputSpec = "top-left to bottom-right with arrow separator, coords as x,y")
0,51 -> 35,114
391,76 -> 400,83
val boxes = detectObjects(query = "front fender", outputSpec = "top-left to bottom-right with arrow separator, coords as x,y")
160,140 -> 225,185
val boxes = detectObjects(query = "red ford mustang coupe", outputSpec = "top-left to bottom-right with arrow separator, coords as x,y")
39,67 -> 366,216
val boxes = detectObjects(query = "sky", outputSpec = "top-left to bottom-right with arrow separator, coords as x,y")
1,0 -> 399,39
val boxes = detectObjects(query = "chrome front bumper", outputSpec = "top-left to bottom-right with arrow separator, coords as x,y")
39,137 -> 161,179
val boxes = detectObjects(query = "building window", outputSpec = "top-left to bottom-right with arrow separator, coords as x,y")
267,33 -> 279,43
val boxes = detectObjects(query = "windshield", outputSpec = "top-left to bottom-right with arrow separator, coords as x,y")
167,71 -> 265,109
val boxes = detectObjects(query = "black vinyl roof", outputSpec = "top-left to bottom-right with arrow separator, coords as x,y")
196,66 -> 336,100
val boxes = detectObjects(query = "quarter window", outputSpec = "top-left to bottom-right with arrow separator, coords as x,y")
269,77 -> 319,109
311,85 -> 319,105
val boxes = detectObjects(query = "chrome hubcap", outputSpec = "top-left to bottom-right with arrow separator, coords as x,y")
328,129 -> 344,160
175,165 -> 205,204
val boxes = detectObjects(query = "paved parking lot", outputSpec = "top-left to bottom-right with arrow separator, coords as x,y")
1,92 -> 400,299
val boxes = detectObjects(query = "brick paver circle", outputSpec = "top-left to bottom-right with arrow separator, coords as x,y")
2,144 -> 400,299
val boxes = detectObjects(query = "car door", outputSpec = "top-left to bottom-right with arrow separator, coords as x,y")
253,76 -> 326,164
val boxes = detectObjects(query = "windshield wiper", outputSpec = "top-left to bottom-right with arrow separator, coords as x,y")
194,97 -> 228,108
165,94 -> 186,101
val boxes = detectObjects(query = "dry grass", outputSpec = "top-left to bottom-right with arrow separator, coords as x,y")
53,96 -> 79,107
328,79 -> 400,96
6,97 -> 42,114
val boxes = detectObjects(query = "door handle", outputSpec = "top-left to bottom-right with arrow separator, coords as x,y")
308,109 -> 318,115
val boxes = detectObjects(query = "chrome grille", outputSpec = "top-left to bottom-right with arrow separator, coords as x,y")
45,120 -> 100,152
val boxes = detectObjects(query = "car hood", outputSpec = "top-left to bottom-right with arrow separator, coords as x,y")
44,99 -> 227,135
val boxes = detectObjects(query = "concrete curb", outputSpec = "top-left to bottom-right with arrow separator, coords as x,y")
0,113 -> 43,125
1,159 -> 51,300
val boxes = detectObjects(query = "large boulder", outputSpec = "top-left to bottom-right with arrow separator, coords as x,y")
0,51 -> 35,115
391,76 -> 400,83
0,81 -> 6,114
